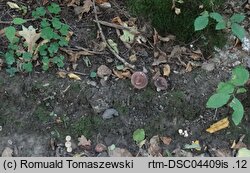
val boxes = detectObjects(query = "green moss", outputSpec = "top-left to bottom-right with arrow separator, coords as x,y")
71,115 -> 102,138
128,0 -> 226,47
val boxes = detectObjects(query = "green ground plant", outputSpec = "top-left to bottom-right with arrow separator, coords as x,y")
194,11 -> 246,41
4,3 -> 69,76
206,66 -> 249,125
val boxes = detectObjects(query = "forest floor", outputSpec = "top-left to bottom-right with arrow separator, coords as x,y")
0,0 -> 250,157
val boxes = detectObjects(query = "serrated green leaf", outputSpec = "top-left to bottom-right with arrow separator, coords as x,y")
6,67 -> 18,76
22,62 -> 33,72
13,18 -> 27,25
231,23 -> 245,41
41,19 -> 50,28
216,21 -> 226,30
59,38 -> 68,46
59,24 -> 70,36
206,93 -> 231,108
42,56 -> 50,71
48,3 -> 61,14
51,18 -> 62,29
194,15 -> 209,31
133,129 -> 145,143
237,148 -> 250,157
32,7 -> 46,18
38,44 -> 48,56
5,26 -> 16,43
230,14 -> 245,23
22,52 -> 32,61
229,97 -> 244,125
5,52 -> 15,65
48,42 -> 59,54
52,55 -> 64,68
210,12 -> 224,22
230,66 -> 249,86
41,27 -> 55,40
216,82 -> 234,94
236,88 -> 247,94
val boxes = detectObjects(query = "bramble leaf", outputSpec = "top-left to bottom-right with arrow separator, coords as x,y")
230,14 -> 245,23
229,98 -> 244,125
194,14 -> 209,31
206,93 -> 231,108
5,26 -> 16,43
230,66 -> 249,86
13,18 -> 27,25
231,23 -> 245,41
133,129 -> 145,143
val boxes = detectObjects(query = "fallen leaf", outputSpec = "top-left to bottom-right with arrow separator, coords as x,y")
18,25 -> 41,53
113,69 -> 131,79
160,136 -> 172,145
148,135 -> 162,157
120,23 -> 135,44
61,49 -> 93,63
1,147 -> 13,157
64,0 -> 80,7
108,148 -> 132,157
163,64 -> 171,76
190,49 -> 203,60
7,2 -> 20,9
68,73 -> 81,80
237,148 -> 250,157
112,16 -> 123,25
184,140 -> 201,151
57,71 -> 67,78
107,39 -> 119,54
82,0 -> 92,13
34,39 -> 49,55
206,117 -> 229,133
185,61 -> 192,72
152,54 -> 167,66
78,135 -> 91,147
129,54 -> 137,63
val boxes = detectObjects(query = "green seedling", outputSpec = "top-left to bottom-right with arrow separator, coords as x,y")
206,66 -> 249,125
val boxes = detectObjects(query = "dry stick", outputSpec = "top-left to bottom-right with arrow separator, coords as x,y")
74,46 -> 108,55
93,20 -> 140,35
92,0 -> 135,69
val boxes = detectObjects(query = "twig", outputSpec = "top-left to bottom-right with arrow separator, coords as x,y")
92,0 -> 135,69
93,20 -> 140,35
73,46 -> 108,55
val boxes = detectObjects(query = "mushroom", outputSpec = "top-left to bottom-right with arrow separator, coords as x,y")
131,71 -> 148,89
153,77 -> 168,91
97,65 -> 112,78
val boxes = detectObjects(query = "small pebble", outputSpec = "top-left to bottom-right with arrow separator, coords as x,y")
102,108 -> 119,119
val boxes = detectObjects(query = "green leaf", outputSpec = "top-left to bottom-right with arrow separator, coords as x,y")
22,62 -> 33,72
120,29 -> 135,44
231,23 -> 245,41
59,24 -> 70,36
42,56 -> 50,71
48,42 -> 59,54
5,52 -> 15,65
5,26 -> 16,43
116,65 -> 124,70
59,38 -> 69,47
41,19 -> 50,28
230,14 -> 245,23
13,18 -> 27,25
41,27 -> 55,40
237,148 -> 250,157
51,18 -> 62,29
206,93 -> 231,108
38,44 -> 48,56
52,55 -> 64,68
230,66 -> 249,86
22,52 -> 32,61
229,97 -> 244,125
133,129 -> 145,143
216,82 -> 234,94
236,87 -> 247,94
215,21 -> 226,30
90,71 -> 97,78
194,15 -> 209,31
32,7 -> 46,18
48,3 -> 61,14
210,12 -> 224,22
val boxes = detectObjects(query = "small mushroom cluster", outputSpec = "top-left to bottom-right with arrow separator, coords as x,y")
65,135 -> 72,152
130,71 -> 169,91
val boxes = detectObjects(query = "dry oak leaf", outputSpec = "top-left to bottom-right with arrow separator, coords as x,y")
78,135 -> 91,147
206,117 -> 229,133
19,25 -> 41,53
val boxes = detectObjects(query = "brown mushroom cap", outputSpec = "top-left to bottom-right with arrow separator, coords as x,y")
154,77 -> 168,91
131,71 -> 148,89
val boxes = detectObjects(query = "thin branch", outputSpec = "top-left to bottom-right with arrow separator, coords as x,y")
92,0 -> 135,69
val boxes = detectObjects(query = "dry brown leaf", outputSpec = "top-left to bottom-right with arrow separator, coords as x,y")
61,49 -> 93,63
148,135 -> 162,157
64,0 -> 80,7
19,25 -> 41,53
129,54 -> 137,63
113,69 -> 131,79
185,61 -> 192,72
152,55 -> 167,66
68,73 -> 81,80
82,0 -> 93,13
160,136 -> 172,145
34,39 -> 49,55
78,135 -> 91,147
108,148 -> 132,157
112,16 -> 123,25
206,117 -> 229,133
1,147 -> 13,157
190,49 -> 203,60
163,64 -> 171,76
57,71 -> 67,78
